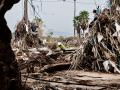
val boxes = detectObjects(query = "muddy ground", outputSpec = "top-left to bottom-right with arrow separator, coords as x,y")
22,70 -> 120,90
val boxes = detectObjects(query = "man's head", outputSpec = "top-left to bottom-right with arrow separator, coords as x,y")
93,9 -> 97,14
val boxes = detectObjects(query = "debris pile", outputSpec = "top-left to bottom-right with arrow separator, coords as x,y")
13,18 -> 43,50
13,47 -> 68,73
61,37 -> 81,47
70,4 -> 120,73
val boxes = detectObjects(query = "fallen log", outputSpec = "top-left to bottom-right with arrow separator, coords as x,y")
40,63 -> 71,73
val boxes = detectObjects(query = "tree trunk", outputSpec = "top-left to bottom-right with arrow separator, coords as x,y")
0,0 -> 22,90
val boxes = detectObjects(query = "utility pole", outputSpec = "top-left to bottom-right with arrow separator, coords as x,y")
24,0 -> 28,25
74,0 -> 76,37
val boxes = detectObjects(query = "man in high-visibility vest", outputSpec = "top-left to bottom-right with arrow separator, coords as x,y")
58,42 -> 66,52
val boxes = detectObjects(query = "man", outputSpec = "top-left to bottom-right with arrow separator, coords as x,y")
58,42 -> 66,52
96,6 -> 101,14
89,9 -> 98,29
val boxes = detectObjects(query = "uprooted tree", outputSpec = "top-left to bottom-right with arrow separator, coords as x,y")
70,0 -> 120,73
0,0 -> 24,89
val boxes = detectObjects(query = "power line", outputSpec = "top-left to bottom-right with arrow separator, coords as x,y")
28,0 -> 41,18
40,0 -> 43,12
28,0 -> 49,31
33,0 -> 105,5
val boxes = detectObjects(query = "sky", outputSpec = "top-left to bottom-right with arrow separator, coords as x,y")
5,0 -> 107,37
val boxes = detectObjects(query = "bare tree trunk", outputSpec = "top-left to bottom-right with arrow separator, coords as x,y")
0,0 -> 22,90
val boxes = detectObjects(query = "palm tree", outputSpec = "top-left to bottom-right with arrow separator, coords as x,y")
74,16 -> 81,38
79,11 -> 89,35
73,11 -> 89,38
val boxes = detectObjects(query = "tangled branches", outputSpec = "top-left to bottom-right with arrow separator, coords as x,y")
13,18 -> 42,50
69,6 -> 120,73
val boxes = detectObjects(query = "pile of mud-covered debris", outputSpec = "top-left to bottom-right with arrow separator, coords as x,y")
69,2 -> 120,73
12,18 -> 71,75
61,37 -> 81,47
12,18 -> 43,50
13,47 -> 69,73
11,1 -> 120,89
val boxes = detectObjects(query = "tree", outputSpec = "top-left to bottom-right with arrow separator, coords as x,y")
74,10 -> 89,38
47,32 -> 54,42
59,36 -> 65,41
80,11 -> 89,32
74,16 -> 81,38
49,32 -> 53,36
0,0 -> 23,90
33,17 -> 43,23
